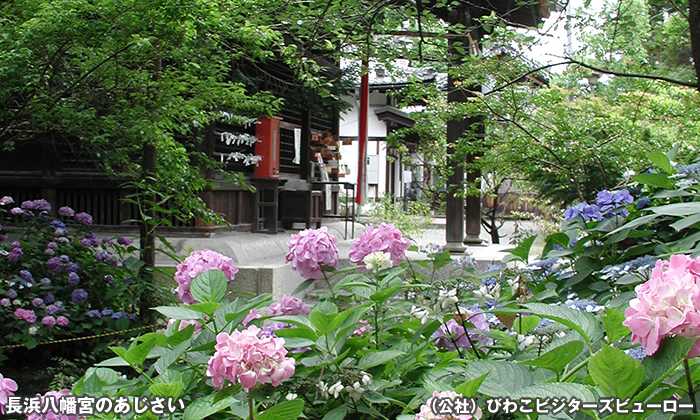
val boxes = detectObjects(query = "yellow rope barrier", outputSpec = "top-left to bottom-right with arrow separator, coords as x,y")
0,324 -> 160,350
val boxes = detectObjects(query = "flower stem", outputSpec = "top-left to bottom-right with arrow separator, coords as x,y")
321,271 -> 337,303
684,359 -> 697,413
454,304 -> 482,360
248,390 -> 255,420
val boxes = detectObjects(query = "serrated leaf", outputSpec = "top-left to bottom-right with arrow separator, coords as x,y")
186,302 -> 222,317
155,341 -> 189,374
601,308 -> 629,343
190,269 -> 227,303
589,345 -> 644,398
167,324 -> 195,346
257,398 -> 304,420
149,382 -> 184,398
155,306 -> 204,320
124,336 -> 157,366
462,360 -> 534,397
523,302 -> 602,346
455,372 -> 490,398
520,340 -> 584,372
359,350 -> 405,369
510,383 -> 598,402
183,394 -> 234,420
504,235 -> 537,262
641,336 -> 697,389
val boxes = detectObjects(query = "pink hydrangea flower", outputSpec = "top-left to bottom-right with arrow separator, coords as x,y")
351,319 -> 372,337
26,389 -> 84,419
14,308 -> 36,323
42,316 -> 56,328
56,316 -> 69,327
416,390 -> 482,420
349,223 -> 411,268
624,254 -> 700,357
0,373 -> 18,414
242,309 -> 262,326
268,295 -> 310,316
206,325 -> 295,389
285,227 -> 339,279
174,249 -> 238,304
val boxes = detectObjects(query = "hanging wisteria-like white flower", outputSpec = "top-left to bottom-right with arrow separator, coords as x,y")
220,131 -> 260,147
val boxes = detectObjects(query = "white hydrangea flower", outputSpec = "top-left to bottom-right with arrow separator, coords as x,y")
363,251 -> 393,271
437,288 -> 458,311
328,381 -> 344,398
318,381 -> 329,399
285,393 -> 297,401
410,305 -> 431,324
361,373 -> 372,387
345,381 -> 365,399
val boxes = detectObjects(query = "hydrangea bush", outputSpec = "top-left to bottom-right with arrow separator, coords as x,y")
0,196 -> 151,354
47,213 -> 700,419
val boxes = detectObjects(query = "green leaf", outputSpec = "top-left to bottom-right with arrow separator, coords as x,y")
186,301 -> 222,317
641,336 -> 697,389
523,302 -> 603,346
520,340 -> 584,372
510,383 -> 598,402
462,360 -> 534,397
190,269 -> 227,303
167,324 -> 195,346
291,278 -> 317,296
359,350 -> 405,369
514,315 -> 541,334
363,390 -> 390,404
631,173 -> 674,189
370,285 -> 403,303
322,404 -> 348,420
671,213 -> 700,231
671,415 -> 700,420
155,306 -> 204,320
647,151 -> 674,174
149,382 -> 184,398
504,235 -> 537,263
652,202 -> 700,217
124,336 -> 157,366
155,341 -> 189,374
183,394 -> 235,420
455,372 -> 490,398
589,345 -> 644,398
257,399 -> 304,420
601,308 -> 629,343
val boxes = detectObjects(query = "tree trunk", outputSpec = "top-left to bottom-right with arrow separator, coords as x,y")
690,0 -> 700,92
139,142 -> 156,322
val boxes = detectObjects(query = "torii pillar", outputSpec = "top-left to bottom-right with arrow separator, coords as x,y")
445,6 -> 484,252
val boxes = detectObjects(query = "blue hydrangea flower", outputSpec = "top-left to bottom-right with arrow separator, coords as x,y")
71,288 -> 88,303
625,346 -> 646,362
636,197 -> 651,209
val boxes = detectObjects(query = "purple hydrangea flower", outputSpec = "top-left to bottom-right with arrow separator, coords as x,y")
44,293 -> 54,304
101,308 -> 113,317
117,237 -> 132,246
104,275 -> 115,286
96,251 -> 116,265
86,310 -> 101,318
66,263 -> 80,273
68,272 -> 80,286
10,207 -> 25,216
47,257 -> 63,273
51,220 -> 66,230
31,298 -> 44,307
7,248 -> 23,263
47,242 -> 58,250
19,270 -> 33,282
71,288 -> 88,303
0,196 -> 14,206
59,255 -> 70,263
0,298 -> 10,307
42,316 -> 56,328
14,308 -> 37,323
174,249 -> 239,304
21,199 -> 51,212
75,212 -> 93,225
45,304 -> 60,316
431,309 -> 493,352
58,206 -> 75,217
6,289 -> 17,299
268,295 -> 311,316
0,235 -> 7,242
44,248 -> 55,256
102,237 -> 113,245
637,196 -> 651,209
56,316 -> 69,327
